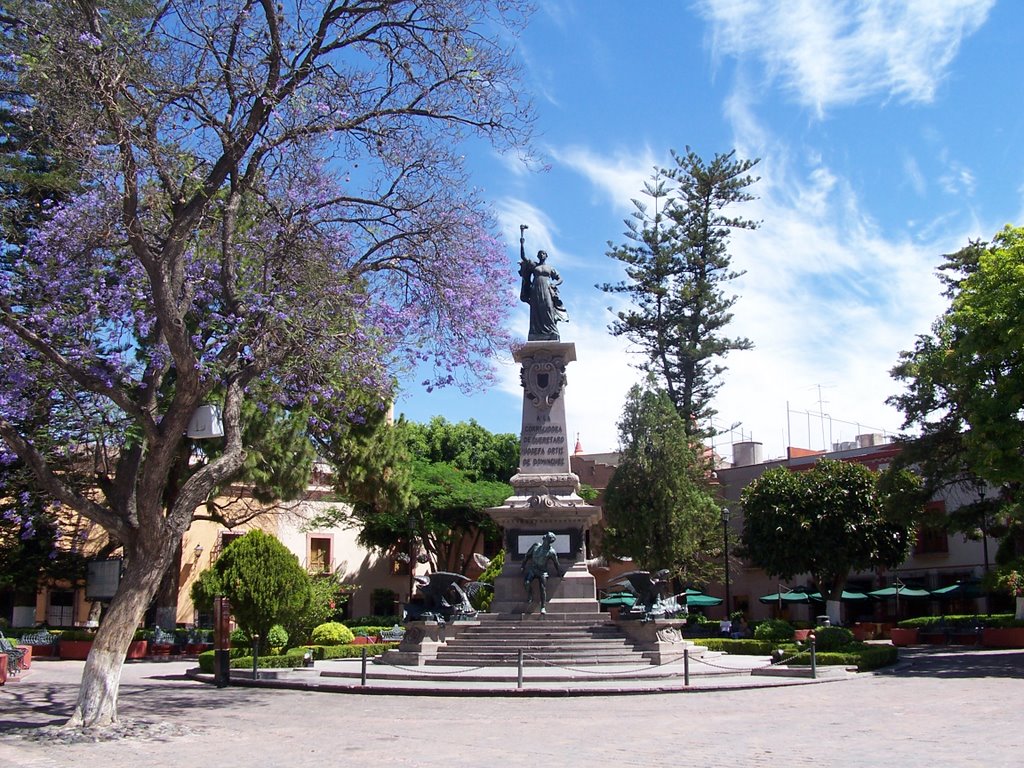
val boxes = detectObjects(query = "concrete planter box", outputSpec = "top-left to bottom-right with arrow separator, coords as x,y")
126,640 -> 149,659
59,639 -> 94,660
981,627 -> 1024,648
890,627 -> 919,646
149,642 -> 174,656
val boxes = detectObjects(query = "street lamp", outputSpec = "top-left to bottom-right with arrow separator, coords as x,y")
722,508 -> 732,617
407,516 -> 417,605
979,486 -> 991,615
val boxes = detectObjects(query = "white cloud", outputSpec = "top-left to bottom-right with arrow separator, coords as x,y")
697,0 -> 994,116
536,117 -> 969,460
550,144 -> 661,214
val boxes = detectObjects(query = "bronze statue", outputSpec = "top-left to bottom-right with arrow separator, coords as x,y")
522,531 -> 564,613
519,225 -> 567,341
406,571 -> 476,622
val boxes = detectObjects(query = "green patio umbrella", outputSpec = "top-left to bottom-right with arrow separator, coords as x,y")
868,585 -> 931,598
598,592 -> 636,607
930,581 -> 981,599
808,590 -> 873,601
685,593 -> 723,607
758,589 -> 812,605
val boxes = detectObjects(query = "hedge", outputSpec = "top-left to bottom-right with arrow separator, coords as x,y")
786,644 -> 898,672
197,643 -> 400,673
897,613 -> 1023,629
699,638 -> 773,655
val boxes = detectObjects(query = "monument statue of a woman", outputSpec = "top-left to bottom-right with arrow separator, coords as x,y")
518,225 -> 568,341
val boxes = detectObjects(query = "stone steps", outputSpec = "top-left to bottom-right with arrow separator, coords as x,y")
423,612 -> 655,667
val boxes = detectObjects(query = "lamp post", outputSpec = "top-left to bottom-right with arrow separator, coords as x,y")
722,508 -> 732,617
407,517 -> 416,605
979,486 -> 990,615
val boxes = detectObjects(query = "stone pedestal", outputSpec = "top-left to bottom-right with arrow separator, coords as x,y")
487,341 -> 602,615
615,619 -> 707,664
376,620 -> 480,666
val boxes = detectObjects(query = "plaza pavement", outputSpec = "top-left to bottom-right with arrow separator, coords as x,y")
1,646 -> 1022,767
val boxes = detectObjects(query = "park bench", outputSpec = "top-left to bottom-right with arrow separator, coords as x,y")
18,629 -> 57,648
0,631 -> 27,676
379,625 -> 406,642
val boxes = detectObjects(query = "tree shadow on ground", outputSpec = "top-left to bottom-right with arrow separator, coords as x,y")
890,648 -> 1024,679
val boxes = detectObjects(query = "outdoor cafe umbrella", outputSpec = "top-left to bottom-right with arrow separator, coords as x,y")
808,590 -> 873,601
685,593 -> 723,607
930,581 -> 981,599
598,591 -> 636,607
868,585 -> 932,599
758,589 -> 812,605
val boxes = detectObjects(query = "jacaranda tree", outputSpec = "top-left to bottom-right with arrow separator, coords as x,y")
0,0 -> 532,727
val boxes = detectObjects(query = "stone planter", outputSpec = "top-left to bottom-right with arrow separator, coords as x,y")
890,627 -> 919,646
125,640 -> 149,659
981,627 -> 1024,648
16,645 -> 32,669
149,642 -> 174,657
793,629 -> 812,642
0,653 -> 7,685
59,639 -> 94,660
851,623 -> 876,642
184,642 -> 212,655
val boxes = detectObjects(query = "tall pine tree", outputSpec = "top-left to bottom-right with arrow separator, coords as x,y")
600,148 -> 759,435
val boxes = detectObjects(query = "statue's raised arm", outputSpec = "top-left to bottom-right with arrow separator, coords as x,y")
518,226 -> 568,341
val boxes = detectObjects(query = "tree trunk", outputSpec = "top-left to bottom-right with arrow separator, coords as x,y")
65,538 -> 172,728
153,543 -> 183,629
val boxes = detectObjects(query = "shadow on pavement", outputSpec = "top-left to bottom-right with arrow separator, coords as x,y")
892,648 -> 1024,679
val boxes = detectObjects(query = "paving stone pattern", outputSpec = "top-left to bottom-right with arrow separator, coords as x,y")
1,647 -> 1022,767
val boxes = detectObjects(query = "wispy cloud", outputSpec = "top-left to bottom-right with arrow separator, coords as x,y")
696,0 -> 994,116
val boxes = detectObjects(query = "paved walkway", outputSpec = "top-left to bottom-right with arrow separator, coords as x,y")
1,647 -> 1022,767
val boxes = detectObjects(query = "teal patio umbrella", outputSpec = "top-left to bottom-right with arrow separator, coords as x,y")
758,589 -> 812,605
868,586 -> 931,599
598,592 -> 636,607
685,593 -> 723,607
808,590 -> 873,601
930,581 -> 981,599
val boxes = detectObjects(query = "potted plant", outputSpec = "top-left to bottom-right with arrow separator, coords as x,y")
58,629 -> 97,660
148,626 -> 176,656
184,628 -> 213,655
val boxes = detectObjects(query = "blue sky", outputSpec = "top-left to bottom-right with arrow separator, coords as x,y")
394,0 -> 1023,462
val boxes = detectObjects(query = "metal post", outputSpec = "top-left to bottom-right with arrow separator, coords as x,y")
683,648 -> 690,687
722,508 -> 732,618
517,648 -> 524,689
810,635 -> 817,680
251,633 -> 260,680
360,647 -> 368,686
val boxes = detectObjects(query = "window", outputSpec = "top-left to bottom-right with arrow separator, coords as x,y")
914,501 -> 949,555
47,590 -> 75,627
309,537 -> 332,573
914,525 -> 949,555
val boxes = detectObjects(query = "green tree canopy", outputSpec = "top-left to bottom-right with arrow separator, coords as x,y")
600,149 -> 759,434
889,225 -> 1024,570
741,458 -> 923,623
212,529 -> 312,653
319,416 -> 515,574
602,382 -> 721,582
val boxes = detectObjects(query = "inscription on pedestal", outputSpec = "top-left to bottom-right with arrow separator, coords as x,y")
520,421 -> 569,470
